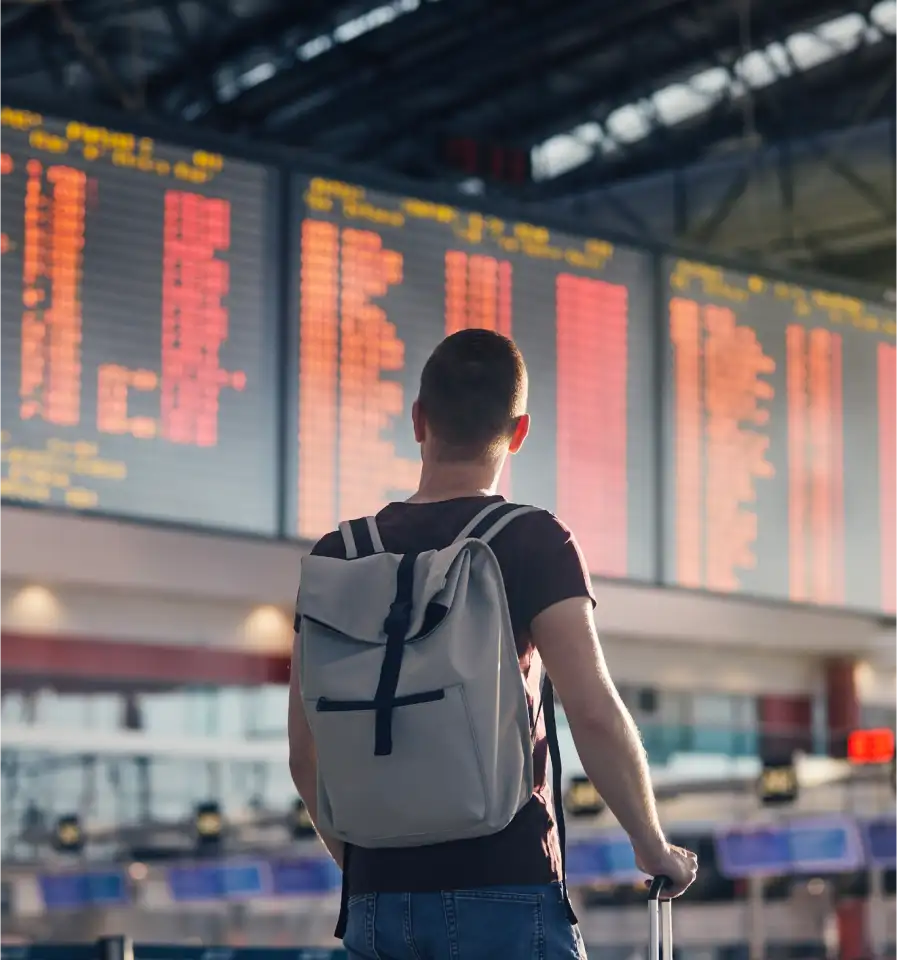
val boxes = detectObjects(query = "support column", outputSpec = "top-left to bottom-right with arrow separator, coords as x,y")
835,897 -> 868,960
746,876 -> 766,960
757,694 -> 813,760
825,658 -> 867,960
825,657 -> 860,759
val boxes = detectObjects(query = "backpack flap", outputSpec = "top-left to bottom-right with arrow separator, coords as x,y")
298,546 -> 470,696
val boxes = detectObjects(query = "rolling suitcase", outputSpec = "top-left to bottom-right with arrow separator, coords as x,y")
648,876 -> 673,960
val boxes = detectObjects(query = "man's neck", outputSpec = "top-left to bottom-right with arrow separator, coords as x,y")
407,459 -> 502,504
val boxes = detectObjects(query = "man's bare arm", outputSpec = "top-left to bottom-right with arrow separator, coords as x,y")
288,632 -> 345,868
532,597 -> 696,897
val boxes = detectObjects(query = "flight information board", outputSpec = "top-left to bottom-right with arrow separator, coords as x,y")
0,107 -> 278,534
289,176 -> 657,581
663,258 -> 896,612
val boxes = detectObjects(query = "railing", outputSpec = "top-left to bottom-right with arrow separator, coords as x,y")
0,939 -> 346,960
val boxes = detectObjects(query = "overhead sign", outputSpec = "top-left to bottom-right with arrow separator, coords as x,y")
565,835 -> 643,885
167,861 -> 268,903
52,814 -> 84,854
39,869 -> 128,910
862,818 -> 896,868
291,175 -> 658,582
714,816 -> 865,878
663,258 -> 896,614
847,728 -> 895,764
564,777 -> 606,817
758,763 -> 799,806
291,798 -> 317,839
270,857 -> 341,896
0,107 -> 279,535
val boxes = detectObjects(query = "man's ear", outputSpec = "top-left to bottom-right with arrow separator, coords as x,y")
412,399 -> 425,444
508,413 -> 530,454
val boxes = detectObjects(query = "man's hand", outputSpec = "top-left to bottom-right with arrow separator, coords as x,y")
634,842 -> 699,899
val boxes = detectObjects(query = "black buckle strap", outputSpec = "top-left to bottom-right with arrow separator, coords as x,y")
313,556 -> 421,747
373,555 -> 417,756
382,598 -> 413,638
317,689 -> 444,713
335,844 -> 351,939
334,553 -> 417,941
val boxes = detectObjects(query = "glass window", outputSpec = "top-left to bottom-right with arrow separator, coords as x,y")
685,692 -> 759,757
690,693 -> 737,754
1,692 -> 27,724
620,687 -> 764,761
861,703 -> 897,730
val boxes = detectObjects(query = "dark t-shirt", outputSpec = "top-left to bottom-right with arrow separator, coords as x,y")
307,495 -> 595,894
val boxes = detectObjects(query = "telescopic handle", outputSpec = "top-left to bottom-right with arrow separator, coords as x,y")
647,876 -> 673,960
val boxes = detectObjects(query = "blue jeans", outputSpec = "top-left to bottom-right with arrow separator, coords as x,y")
343,882 -> 587,959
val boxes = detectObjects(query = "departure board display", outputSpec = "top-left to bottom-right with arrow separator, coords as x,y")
664,258 -> 896,613
289,176 -> 657,581
0,107 -> 278,533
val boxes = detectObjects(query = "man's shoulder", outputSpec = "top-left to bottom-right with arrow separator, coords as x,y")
308,504 -> 576,556
310,529 -> 346,558
503,505 -> 575,546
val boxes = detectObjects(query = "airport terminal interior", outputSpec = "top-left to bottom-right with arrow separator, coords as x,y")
0,0 -> 896,957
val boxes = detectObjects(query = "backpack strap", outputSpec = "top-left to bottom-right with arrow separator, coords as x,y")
455,499 -> 575,923
453,501 -> 539,544
478,505 -> 538,545
453,500 -> 507,541
543,674 -> 579,926
339,517 -> 385,559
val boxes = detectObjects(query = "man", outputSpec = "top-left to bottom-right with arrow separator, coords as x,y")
289,329 -> 697,959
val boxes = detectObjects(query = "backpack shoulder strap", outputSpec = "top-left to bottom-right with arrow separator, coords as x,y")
338,516 -> 385,559
542,674 -> 579,926
453,501 -> 540,546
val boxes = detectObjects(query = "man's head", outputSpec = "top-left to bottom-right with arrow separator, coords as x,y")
412,329 -> 530,463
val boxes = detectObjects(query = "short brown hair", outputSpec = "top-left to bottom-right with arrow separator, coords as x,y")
417,329 -> 528,460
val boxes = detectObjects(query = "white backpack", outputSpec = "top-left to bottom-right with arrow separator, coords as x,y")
297,501 -> 538,848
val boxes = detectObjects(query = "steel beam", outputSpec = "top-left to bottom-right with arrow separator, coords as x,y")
495,0 -> 846,150
140,1 -> 336,114
535,39 -> 895,199
303,0 -> 595,154
266,0 -> 535,143
160,0 -> 220,112
225,0 -> 489,134
352,0 -> 690,162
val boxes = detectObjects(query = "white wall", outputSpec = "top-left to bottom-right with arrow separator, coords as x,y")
0,507 -> 887,668
602,636 -> 823,696
1,575 -> 294,653
2,506 -> 302,607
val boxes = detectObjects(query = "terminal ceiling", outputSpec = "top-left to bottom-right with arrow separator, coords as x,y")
2,0 -> 895,286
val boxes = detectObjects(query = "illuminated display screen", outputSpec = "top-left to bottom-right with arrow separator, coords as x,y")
566,836 -> 642,884
714,818 -> 865,878
289,176 -> 656,580
663,258 -> 896,612
270,857 -> 342,895
0,108 -> 278,533
864,818 -> 896,867
167,861 -> 268,902
39,869 -> 128,909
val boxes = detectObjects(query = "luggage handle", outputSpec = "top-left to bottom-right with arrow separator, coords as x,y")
648,875 -> 673,960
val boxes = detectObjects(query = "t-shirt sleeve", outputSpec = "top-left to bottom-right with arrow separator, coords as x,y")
310,530 -> 347,559
502,510 -> 596,633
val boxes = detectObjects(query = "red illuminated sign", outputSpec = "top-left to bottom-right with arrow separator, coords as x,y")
847,728 -> 895,764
